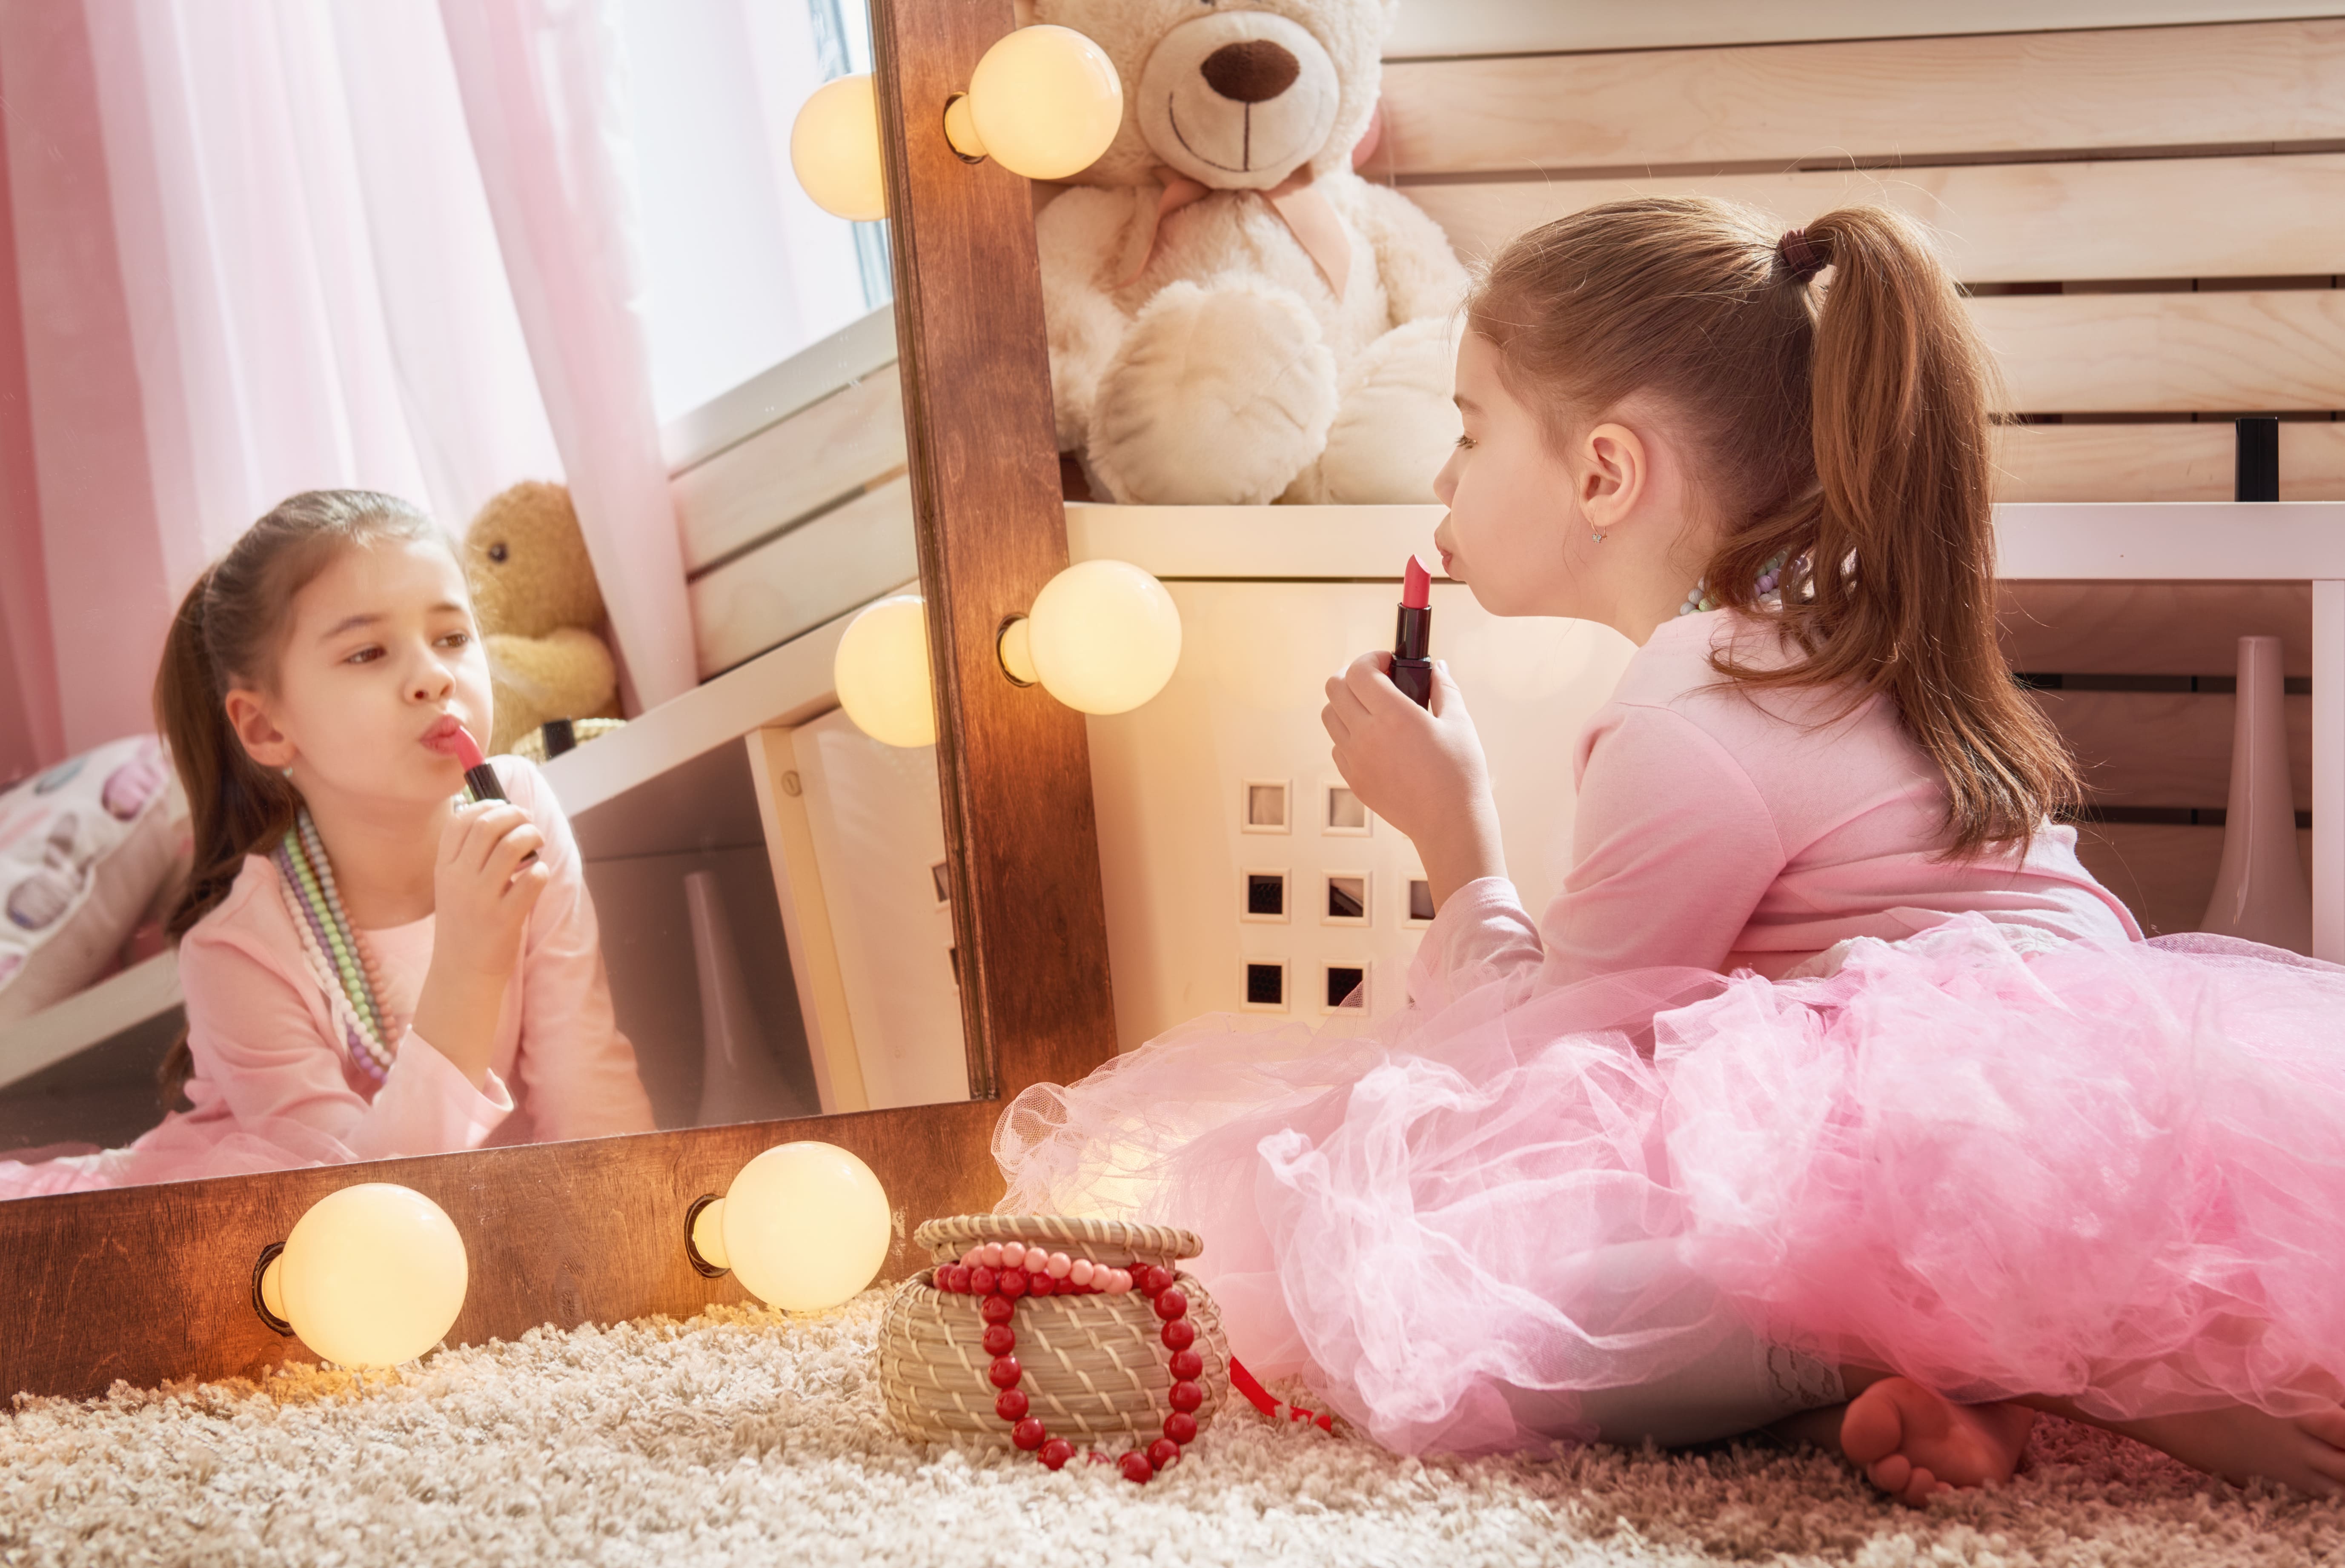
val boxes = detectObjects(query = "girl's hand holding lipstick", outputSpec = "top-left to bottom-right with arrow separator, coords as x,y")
412,720 -> 550,1086
1321,652 -> 1505,913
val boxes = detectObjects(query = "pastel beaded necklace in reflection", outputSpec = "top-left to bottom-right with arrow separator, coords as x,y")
274,807 -> 396,1084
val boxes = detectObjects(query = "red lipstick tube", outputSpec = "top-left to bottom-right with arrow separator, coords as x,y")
449,724 -> 537,864
447,725 -> 507,803
1392,555 -> 1434,709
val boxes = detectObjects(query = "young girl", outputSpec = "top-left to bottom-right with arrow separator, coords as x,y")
997,198 -> 2345,1500
0,490 -> 653,1197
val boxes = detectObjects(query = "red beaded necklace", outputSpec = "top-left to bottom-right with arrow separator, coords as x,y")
934,1243 -> 1204,1483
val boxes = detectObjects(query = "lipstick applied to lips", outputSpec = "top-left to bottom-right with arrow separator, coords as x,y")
445,717 -> 511,801
426,718 -> 537,863
1390,555 -> 1434,708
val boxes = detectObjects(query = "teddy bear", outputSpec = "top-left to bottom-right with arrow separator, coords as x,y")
1033,0 -> 1468,506
461,481 -> 621,755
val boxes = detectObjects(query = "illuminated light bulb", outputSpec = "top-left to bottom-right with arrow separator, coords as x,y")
791,74 -> 887,222
255,1184 -> 468,1370
998,560 -> 1182,715
833,595 -> 936,748
942,25 -> 1124,180
689,1141 -> 893,1313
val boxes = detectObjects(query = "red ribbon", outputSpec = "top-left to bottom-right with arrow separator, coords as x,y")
1227,1355 -> 1334,1431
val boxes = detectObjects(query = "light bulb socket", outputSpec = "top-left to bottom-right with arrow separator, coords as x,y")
684,1193 -> 730,1278
996,615 -> 1037,686
252,1241 -> 293,1336
942,94 -> 988,165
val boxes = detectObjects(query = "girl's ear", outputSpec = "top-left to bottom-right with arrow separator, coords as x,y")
1577,421 -> 1649,534
223,687 -> 295,770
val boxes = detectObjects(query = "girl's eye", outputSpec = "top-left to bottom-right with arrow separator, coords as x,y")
1455,433 -> 1477,450
437,630 -> 472,650
344,646 -> 384,666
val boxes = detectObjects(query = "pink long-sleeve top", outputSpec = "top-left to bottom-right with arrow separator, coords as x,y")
1411,610 -> 2140,1008
171,756 -> 654,1164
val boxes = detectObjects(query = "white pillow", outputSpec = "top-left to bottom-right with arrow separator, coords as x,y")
0,735 -> 188,1028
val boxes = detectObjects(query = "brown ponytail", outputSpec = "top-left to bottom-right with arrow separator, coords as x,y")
152,489 -> 442,1107
1469,197 -> 2079,856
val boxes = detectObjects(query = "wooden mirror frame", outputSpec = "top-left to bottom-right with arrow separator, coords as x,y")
0,0 -> 1114,1402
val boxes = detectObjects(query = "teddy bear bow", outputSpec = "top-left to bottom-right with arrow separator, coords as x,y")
1117,164 -> 1353,302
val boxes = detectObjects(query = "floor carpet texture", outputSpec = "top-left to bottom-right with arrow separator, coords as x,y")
4,1294 -> 2340,1566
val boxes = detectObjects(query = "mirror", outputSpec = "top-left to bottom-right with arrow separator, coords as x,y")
0,0 -> 975,1195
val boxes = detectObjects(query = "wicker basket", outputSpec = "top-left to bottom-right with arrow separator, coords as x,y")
877,1214 -> 1231,1448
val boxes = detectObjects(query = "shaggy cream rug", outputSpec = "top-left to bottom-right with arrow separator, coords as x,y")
5,1295 -> 2342,1567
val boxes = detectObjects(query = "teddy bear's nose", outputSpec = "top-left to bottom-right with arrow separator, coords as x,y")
1200,39 -> 1300,104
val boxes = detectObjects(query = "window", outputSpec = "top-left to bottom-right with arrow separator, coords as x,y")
1323,964 -> 1367,1013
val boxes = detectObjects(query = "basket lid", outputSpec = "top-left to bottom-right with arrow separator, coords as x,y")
915,1213 -> 1201,1262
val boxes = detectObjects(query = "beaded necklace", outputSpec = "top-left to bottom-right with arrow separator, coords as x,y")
1679,549 -> 1791,618
273,807 -> 397,1084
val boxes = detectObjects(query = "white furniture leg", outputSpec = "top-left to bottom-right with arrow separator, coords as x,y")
2315,579 -> 2344,962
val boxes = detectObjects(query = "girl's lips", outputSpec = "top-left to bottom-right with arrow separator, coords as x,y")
421,715 -> 466,756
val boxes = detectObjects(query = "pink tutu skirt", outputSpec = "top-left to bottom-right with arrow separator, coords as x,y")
995,917 -> 2345,1453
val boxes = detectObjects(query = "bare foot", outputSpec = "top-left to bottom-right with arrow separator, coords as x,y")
1839,1377 -> 2035,1505
2031,1399 -> 2345,1498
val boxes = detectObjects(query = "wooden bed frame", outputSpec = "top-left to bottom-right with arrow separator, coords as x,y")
0,0 -> 1111,1403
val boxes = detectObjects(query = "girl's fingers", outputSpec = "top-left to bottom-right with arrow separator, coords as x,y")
506,859 -> 553,911
446,803 -> 533,873
1323,673 -> 1369,735
1345,652 -> 1417,718
1429,659 -> 1469,720
487,822 -> 546,881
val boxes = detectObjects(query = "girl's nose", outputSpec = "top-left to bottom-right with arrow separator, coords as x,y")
410,656 -> 454,704
1432,449 -> 1461,506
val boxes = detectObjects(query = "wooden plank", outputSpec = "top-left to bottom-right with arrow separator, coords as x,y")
687,478 -> 920,679
674,370 -> 907,575
1994,501 -> 2345,580
0,1098 -> 999,1402
1975,291 -> 2345,414
1384,1 -> 2345,60
544,601 -> 852,823
1381,20 -> 2345,179
871,0 -> 1120,1104
2036,687 -> 2313,810
745,727 -> 868,1116
0,951 -> 179,1093
660,305 -> 898,474
1995,422 -> 2345,502
2001,581 -> 2318,676
1402,153 -> 2345,282
2073,820 -> 2317,938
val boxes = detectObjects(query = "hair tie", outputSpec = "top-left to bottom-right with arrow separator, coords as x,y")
1777,227 -> 1828,282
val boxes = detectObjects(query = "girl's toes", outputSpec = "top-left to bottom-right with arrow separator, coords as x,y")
1904,1466 -> 1942,1506
1840,1391 -> 1902,1467
1867,1454 -> 1913,1495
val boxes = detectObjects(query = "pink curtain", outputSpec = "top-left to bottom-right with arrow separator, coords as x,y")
0,0 -> 178,770
0,0 -> 695,775
437,0 -> 696,712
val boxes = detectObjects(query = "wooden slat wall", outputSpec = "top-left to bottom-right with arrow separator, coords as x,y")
1402,154 -> 2345,287
1378,11 -> 2343,935
1380,20 -> 2345,176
